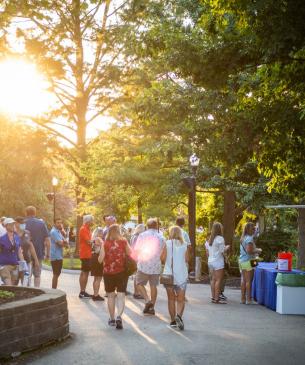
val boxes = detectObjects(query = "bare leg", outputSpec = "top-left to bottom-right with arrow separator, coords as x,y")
133,280 -> 139,295
176,289 -> 186,317
93,276 -> 102,296
241,271 -> 246,303
210,271 -> 216,300
52,274 -> 59,289
150,285 -> 157,306
107,292 -> 116,319
116,292 -> 126,317
166,288 -> 176,321
214,269 -> 224,301
34,276 -> 41,288
137,284 -> 149,303
79,271 -> 89,292
245,270 -> 254,302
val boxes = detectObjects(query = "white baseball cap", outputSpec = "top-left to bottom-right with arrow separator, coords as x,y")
3,217 -> 16,225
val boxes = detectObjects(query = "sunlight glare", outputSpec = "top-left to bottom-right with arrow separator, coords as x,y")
0,59 -> 53,116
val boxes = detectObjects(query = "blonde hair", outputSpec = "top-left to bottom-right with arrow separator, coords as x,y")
105,224 -> 123,241
241,222 -> 255,242
169,226 -> 184,244
208,222 -> 223,246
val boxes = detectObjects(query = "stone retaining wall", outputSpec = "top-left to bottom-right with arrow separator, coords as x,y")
0,286 -> 69,359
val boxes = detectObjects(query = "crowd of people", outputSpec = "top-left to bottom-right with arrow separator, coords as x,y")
0,207 -> 262,331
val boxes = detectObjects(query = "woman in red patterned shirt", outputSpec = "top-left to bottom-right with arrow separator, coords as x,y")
98,224 -> 131,329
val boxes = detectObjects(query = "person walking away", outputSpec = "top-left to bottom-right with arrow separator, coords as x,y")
50,218 -> 69,289
205,233 -> 228,302
90,227 -> 105,301
135,218 -> 165,315
239,222 -> 262,305
98,224 -> 131,329
207,222 -> 230,304
161,226 -> 188,330
0,218 -> 24,285
25,206 -> 50,288
130,224 -> 145,299
15,217 -> 40,286
79,215 -> 94,298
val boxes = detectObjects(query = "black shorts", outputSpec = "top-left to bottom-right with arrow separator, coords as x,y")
91,253 -> 103,277
81,258 -> 91,272
104,271 -> 128,293
51,260 -> 63,276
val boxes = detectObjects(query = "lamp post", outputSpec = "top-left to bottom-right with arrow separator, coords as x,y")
188,153 -> 200,272
52,177 -> 59,223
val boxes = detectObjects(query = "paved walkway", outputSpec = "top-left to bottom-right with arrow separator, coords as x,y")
19,270 -> 305,365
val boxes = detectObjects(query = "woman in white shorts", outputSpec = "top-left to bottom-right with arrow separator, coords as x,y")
207,222 -> 229,304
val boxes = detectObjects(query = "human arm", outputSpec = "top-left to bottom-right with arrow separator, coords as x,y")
160,244 -> 167,264
98,243 -> 105,264
18,246 -> 24,261
28,241 -> 40,268
125,240 -> 132,256
185,247 -> 189,263
44,237 -> 51,259
244,239 -> 254,254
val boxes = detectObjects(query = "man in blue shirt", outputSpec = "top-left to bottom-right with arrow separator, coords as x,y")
50,218 -> 68,289
25,206 -> 50,288
0,218 -> 24,285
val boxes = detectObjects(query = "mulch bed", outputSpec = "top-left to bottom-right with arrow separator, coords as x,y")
0,287 -> 42,305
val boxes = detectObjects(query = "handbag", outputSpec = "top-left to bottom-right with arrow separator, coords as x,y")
160,240 -> 174,285
125,255 -> 137,276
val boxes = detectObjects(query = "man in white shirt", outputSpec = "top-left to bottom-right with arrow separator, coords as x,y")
135,218 -> 165,315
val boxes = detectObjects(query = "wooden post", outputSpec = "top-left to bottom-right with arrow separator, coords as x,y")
297,208 -> 305,270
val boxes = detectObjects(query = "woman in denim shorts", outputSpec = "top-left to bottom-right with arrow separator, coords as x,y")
161,226 -> 188,330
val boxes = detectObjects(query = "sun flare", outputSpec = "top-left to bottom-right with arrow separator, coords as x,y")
0,59 -> 53,116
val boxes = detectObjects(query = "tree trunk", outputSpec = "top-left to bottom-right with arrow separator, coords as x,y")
137,197 -> 143,224
223,191 -> 235,251
297,208 -> 305,269
188,178 -> 196,272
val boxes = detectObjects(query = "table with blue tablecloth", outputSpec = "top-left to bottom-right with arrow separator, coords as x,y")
252,262 -> 304,311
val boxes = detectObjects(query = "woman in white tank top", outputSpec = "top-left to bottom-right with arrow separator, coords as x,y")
161,226 -> 188,330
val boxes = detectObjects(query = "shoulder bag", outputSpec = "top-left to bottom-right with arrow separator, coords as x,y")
160,240 -> 174,285
124,240 -> 137,276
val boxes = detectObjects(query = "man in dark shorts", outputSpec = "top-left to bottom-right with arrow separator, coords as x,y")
79,215 -> 94,298
90,227 -> 104,301
50,218 -> 68,289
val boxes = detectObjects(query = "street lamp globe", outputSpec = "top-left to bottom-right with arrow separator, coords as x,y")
189,153 -> 200,167
52,177 -> 59,187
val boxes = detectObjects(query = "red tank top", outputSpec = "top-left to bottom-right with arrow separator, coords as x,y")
103,239 -> 127,275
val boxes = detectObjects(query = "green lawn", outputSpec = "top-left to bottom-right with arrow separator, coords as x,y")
44,258 -> 81,270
